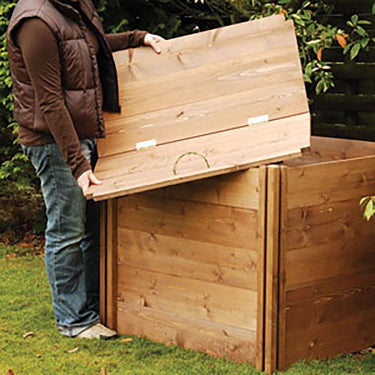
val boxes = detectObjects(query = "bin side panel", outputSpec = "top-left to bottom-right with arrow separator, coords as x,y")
115,169 -> 266,366
278,157 -> 375,369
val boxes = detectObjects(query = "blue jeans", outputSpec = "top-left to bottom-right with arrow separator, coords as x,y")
22,140 -> 100,336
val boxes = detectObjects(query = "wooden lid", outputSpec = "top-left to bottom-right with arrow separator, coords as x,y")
88,14 -> 310,201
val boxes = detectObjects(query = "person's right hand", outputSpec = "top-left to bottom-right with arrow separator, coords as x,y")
77,169 -> 102,197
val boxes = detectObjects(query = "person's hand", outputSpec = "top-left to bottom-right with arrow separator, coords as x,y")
144,33 -> 165,54
77,169 -> 102,197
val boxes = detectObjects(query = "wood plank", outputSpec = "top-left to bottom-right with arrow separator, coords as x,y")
99,201 -> 107,323
116,194 -> 260,251
117,227 -> 259,290
89,113 -> 310,201
285,235 -> 375,289
111,15 -> 287,78
284,136 -> 375,167
106,199 -> 117,330
284,155 -> 375,209
256,166 -> 267,370
113,35 -> 306,117
276,166 -> 289,371
117,264 -> 258,331
100,71 -> 307,157
117,301 -> 258,365
282,272 -> 375,367
146,168 -> 261,210
264,166 -> 281,374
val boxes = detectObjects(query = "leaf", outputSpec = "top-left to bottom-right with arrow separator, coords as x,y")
315,79 -> 325,95
360,196 -> 370,207
306,39 -> 321,46
350,43 -> 361,59
336,34 -> 347,48
373,1 -> 375,15
317,47 -> 323,61
67,347 -> 79,354
121,338 -> 133,343
23,331 -> 36,339
351,14 -> 359,24
364,200 -> 374,221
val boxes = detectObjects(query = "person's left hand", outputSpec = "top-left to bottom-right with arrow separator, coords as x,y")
144,33 -> 165,54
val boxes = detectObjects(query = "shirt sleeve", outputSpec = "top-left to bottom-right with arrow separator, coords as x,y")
16,18 -> 91,180
105,30 -> 148,52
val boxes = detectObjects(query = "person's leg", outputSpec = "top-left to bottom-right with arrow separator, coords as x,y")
22,142 -> 99,337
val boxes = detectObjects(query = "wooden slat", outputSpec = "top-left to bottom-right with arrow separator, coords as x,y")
111,15 -> 287,72
264,166 -> 281,374
116,194 -> 260,251
117,301 -> 258,364
100,20 -> 305,157
285,155 -> 375,209
285,235 -> 375,289
100,71 -> 307,157
106,199 -> 117,330
284,136 -> 375,167
89,113 -> 310,201
276,166 -> 289,371
99,201 -> 107,323
256,166 -> 267,370
117,264 -> 258,331
115,31 -> 301,116
282,272 -> 375,367
146,168 -> 261,210
117,228 -> 259,290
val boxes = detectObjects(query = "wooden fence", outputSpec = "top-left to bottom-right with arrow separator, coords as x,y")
313,0 -> 375,141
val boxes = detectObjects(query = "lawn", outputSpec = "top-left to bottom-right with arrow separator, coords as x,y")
1,243 -> 375,375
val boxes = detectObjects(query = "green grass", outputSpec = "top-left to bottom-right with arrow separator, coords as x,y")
1,244 -> 375,375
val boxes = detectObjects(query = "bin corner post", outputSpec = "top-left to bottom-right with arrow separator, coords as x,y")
264,165 -> 281,374
100,200 -> 108,324
105,198 -> 118,331
256,166 -> 267,371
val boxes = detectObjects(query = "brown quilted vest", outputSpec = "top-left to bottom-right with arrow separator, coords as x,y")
7,0 -> 120,141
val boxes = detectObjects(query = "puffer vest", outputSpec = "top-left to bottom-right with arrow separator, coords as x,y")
7,0 -> 120,140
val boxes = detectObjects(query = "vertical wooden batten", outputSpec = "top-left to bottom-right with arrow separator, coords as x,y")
100,200 -> 108,323
106,198 -> 118,330
256,166 -> 267,370
277,166 -> 288,371
264,165 -> 281,374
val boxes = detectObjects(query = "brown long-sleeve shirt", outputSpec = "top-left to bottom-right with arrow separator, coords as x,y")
16,17 -> 146,179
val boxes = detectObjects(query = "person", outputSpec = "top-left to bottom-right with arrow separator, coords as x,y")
7,0 -> 163,339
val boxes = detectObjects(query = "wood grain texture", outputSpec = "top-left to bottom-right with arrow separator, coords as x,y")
89,15 -> 309,200
284,136 -> 375,167
117,228 -> 259,290
117,301 -> 258,365
89,113 -> 310,201
277,137 -> 375,369
116,194 -> 260,250
145,168 -> 261,210
106,199 -> 118,330
256,166 -> 267,370
264,166 -> 281,374
99,201 -> 107,323
117,264 -> 258,330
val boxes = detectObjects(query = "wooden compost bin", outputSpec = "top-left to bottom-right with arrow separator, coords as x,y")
99,136 -> 375,373
88,14 -> 375,373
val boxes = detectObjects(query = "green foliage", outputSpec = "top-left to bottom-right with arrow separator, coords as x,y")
0,1 -> 36,192
360,196 -> 375,221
